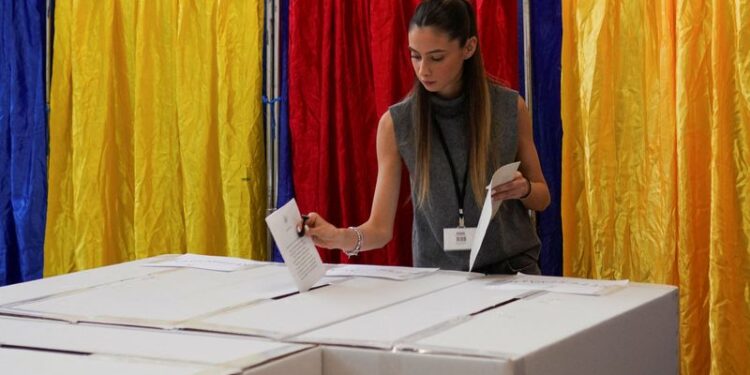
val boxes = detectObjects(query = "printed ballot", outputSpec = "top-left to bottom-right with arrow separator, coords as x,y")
469,162 -> 520,271
265,199 -> 326,292
143,253 -> 259,272
487,273 -> 630,296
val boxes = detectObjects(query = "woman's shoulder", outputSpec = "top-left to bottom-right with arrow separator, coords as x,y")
487,81 -> 520,118
388,93 -> 414,125
389,93 -> 414,113
488,81 -> 519,101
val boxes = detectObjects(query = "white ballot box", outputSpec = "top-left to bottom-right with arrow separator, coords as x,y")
397,283 -> 679,375
293,277 -> 528,349
0,315 -> 320,375
322,346 -> 514,375
184,271 -> 472,339
0,347 -> 233,375
0,262 -> 307,328
0,254 -> 176,306
0,255 -> 678,375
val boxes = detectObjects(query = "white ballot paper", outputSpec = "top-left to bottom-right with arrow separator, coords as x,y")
326,264 -> 439,281
265,199 -> 326,292
143,253 -> 258,272
469,161 -> 520,271
486,273 -> 629,296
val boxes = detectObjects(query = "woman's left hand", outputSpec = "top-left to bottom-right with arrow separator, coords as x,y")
491,171 -> 530,201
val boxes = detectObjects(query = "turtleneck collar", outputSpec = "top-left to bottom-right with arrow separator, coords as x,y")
429,92 -> 466,119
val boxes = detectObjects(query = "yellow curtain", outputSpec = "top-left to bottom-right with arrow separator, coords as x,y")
46,0 -> 267,275
562,1 -> 750,374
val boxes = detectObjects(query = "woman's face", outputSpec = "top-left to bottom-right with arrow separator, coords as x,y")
408,26 -> 476,98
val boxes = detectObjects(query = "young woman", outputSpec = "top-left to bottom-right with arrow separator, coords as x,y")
300,0 -> 550,274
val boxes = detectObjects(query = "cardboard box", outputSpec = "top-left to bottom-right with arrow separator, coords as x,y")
1,264 -> 305,327
0,316 -> 319,375
245,346 -> 322,375
294,277 -> 527,349
398,284 -> 679,375
186,271 -> 471,339
322,346 -> 513,375
0,256 -> 679,375
0,255 -> 175,306
0,347 -> 233,375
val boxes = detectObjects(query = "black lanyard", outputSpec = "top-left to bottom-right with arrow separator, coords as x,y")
433,115 -> 469,227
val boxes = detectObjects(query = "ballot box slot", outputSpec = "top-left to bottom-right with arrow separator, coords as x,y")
469,298 -> 520,316
271,283 -> 330,300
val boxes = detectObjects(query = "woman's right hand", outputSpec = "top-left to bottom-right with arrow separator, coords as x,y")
299,212 -> 347,249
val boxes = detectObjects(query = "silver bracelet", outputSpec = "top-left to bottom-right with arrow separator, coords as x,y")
345,226 -> 362,257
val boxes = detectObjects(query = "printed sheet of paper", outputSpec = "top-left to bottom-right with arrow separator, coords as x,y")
265,199 -> 326,292
325,264 -> 439,281
469,162 -> 520,271
143,253 -> 258,272
487,273 -> 629,296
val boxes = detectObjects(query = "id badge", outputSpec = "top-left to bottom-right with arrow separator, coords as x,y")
443,227 -> 476,251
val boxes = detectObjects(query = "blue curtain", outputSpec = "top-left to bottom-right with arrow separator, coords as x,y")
518,1 -> 563,276
531,0 -> 562,276
273,0 -> 291,262
0,0 -> 48,286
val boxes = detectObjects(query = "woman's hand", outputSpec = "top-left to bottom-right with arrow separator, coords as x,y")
491,171 -> 531,202
299,212 -> 349,249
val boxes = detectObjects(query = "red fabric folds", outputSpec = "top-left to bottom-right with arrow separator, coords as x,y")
289,0 -> 518,265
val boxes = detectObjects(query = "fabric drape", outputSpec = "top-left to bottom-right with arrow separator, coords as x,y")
524,0 -> 563,276
272,0 -> 291,262
45,0 -> 266,275
561,1 -> 750,373
0,0 -> 48,286
289,0 -> 519,266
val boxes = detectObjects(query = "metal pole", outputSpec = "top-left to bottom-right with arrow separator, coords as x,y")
272,0 -> 280,216
264,0 -> 276,260
522,0 -> 537,224
522,0 -> 533,118
45,0 -> 52,106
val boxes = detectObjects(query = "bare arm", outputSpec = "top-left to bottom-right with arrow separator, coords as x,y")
303,111 -> 402,252
491,96 -> 551,211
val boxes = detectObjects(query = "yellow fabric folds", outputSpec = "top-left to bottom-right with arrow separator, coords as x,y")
562,1 -> 750,374
46,0 -> 266,274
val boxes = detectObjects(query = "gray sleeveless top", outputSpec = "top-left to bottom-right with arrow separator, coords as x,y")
389,84 -> 540,274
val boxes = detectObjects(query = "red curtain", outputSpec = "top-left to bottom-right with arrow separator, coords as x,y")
289,0 -> 518,265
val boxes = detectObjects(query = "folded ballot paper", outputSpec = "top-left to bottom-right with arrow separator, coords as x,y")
265,199 -> 326,292
487,273 -> 630,296
469,161 -> 520,271
143,253 -> 259,272
325,264 -> 438,281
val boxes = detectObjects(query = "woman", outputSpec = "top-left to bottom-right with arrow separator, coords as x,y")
300,0 -> 550,274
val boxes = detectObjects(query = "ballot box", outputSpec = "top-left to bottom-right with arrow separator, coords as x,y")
293,277 -> 527,349
321,346 -> 514,375
0,255 -> 174,306
0,255 -> 679,375
394,283 -> 679,375
288,276 -> 677,375
0,260 -> 310,328
0,315 -> 320,375
184,271 -> 473,339
0,347 -> 233,375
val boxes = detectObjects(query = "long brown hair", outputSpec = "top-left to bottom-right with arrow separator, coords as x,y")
410,0 -> 492,207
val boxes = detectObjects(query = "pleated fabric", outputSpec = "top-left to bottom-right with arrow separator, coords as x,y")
562,1 -> 750,373
288,0 -> 519,266
45,0 -> 266,275
0,0 -> 48,286
272,0 -> 291,262
521,0 -> 563,276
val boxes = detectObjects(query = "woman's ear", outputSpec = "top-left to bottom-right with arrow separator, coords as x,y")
463,36 -> 478,59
